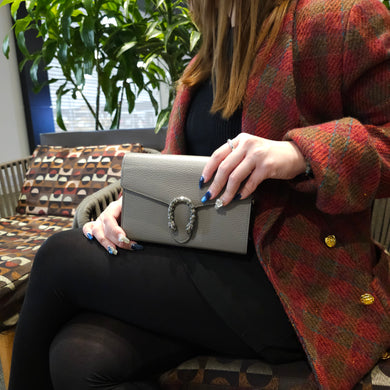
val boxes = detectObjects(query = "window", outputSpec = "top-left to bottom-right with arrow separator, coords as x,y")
47,59 -> 161,132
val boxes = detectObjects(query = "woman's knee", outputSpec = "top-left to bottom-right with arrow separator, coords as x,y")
32,229 -> 94,275
49,312 -> 195,389
49,313 -> 140,390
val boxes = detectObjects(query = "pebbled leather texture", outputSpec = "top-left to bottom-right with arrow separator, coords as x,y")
121,153 -> 252,254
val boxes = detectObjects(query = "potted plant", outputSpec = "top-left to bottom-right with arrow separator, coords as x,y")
1,0 -> 200,132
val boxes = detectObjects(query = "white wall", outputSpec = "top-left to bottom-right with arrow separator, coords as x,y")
0,7 -> 29,164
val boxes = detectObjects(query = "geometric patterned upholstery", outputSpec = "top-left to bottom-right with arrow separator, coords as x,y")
0,143 -> 145,330
159,355 -> 390,389
16,143 -> 144,217
0,214 -> 73,330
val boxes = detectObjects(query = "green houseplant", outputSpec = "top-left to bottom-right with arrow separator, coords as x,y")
0,0 -> 200,131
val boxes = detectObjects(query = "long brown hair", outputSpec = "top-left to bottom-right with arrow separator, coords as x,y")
180,0 -> 291,118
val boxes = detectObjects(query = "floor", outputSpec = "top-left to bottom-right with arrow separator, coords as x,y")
0,363 -> 4,390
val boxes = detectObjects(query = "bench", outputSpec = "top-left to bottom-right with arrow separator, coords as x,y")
0,128 -> 165,388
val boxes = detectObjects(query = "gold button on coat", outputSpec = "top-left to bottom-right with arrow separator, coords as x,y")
325,235 -> 336,248
382,352 -> 390,360
360,293 -> 375,305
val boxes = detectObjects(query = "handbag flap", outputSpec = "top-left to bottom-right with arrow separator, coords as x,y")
121,153 -> 212,207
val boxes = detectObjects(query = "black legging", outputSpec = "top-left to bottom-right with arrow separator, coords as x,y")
9,229 -> 303,390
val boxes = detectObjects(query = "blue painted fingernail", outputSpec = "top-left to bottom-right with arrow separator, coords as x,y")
131,243 -> 144,251
86,232 -> 93,240
199,176 -> 205,189
201,191 -> 211,203
233,193 -> 242,201
107,246 -> 118,255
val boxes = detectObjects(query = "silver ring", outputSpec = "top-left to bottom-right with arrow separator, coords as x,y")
227,139 -> 234,151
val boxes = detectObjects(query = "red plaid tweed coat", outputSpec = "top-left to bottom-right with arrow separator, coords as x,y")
163,0 -> 390,388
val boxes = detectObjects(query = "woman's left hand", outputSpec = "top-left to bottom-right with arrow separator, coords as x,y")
200,133 -> 307,206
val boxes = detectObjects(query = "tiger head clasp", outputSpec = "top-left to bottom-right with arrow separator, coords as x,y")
167,196 -> 196,244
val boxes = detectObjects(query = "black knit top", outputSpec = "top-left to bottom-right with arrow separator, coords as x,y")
185,79 -> 242,156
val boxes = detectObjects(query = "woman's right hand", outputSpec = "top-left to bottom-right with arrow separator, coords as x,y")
82,198 -> 143,255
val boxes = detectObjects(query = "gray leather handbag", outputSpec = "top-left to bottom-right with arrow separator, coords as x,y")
120,153 -> 253,254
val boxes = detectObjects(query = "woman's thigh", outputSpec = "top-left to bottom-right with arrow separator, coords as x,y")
26,228 -> 258,356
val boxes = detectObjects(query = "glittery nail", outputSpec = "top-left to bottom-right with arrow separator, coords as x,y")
107,246 -> 118,255
215,198 -> 224,210
233,193 -> 242,201
118,235 -> 130,244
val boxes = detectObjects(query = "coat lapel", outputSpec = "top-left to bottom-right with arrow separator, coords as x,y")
243,0 -> 301,255
242,0 -> 300,141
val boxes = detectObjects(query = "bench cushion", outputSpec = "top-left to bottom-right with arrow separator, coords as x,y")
0,214 -> 73,329
159,355 -> 390,389
16,143 -> 143,217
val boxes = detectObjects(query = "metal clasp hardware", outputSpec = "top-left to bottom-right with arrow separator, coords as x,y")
167,196 -> 196,244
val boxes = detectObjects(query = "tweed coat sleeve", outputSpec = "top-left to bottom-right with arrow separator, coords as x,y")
284,0 -> 390,215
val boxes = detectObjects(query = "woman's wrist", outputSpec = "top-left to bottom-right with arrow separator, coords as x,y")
287,141 -> 307,177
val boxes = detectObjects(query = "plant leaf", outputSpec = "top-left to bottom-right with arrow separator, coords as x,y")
82,0 -> 93,14
84,55 -> 94,75
14,17 -> 31,39
29,55 -> 41,86
74,62 -> 85,86
2,34 -> 10,59
164,19 -> 189,48
0,0 -> 14,9
42,39 -> 57,64
10,0 -> 22,19
124,83 -> 135,114
16,31 -> 29,58
80,16 -> 95,49
110,106 -> 120,129
131,67 -> 144,91
145,20 -> 162,40
155,108 -> 170,133
144,86 -> 158,113
190,30 -> 201,52
61,6 -> 72,42
58,42 -> 68,64
25,0 -> 36,12
18,57 -> 28,71
56,83 -> 70,130
117,40 -> 137,57
155,0 -> 165,9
